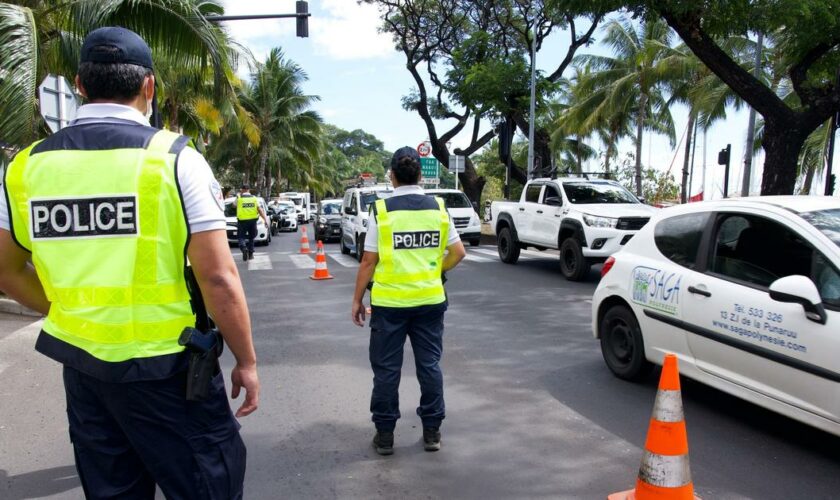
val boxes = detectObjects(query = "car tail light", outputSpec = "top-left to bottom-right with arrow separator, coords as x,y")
601,256 -> 615,278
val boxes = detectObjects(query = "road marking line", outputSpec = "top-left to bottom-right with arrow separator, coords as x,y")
248,254 -> 273,270
521,249 -> 556,258
471,248 -> 499,257
464,253 -> 493,263
289,254 -> 315,269
328,254 -> 358,267
0,320 -> 43,376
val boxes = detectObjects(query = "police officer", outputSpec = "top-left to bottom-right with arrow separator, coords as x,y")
0,28 -> 259,498
351,147 -> 466,455
236,183 -> 268,261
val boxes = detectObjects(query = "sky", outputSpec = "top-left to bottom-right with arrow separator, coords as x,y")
218,1 -> 838,199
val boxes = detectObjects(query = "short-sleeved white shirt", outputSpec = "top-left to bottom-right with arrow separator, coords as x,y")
364,185 -> 461,253
0,103 -> 226,234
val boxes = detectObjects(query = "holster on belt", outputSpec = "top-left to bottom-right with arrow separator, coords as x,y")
179,327 -> 223,401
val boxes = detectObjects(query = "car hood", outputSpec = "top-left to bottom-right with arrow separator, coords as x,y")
446,207 -> 476,218
572,203 -> 657,218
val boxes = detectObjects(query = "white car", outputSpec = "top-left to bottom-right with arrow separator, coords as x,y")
268,200 -> 298,233
592,196 -> 840,436
224,196 -> 271,246
340,185 -> 393,261
426,188 -> 482,246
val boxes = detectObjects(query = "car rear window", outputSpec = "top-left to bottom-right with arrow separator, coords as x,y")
654,213 -> 710,270
800,208 -> 840,249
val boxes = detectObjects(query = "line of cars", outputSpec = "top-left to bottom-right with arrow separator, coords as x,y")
488,176 -> 840,437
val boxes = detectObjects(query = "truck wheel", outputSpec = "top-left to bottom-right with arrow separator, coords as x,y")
559,238 -> 589,281
497,227 -> 520,264
356,234 -> 366,262
340,236 -> 350,255
599,304 -> 653,381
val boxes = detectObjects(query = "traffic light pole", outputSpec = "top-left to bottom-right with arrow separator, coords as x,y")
206,1 -> 310,37
718,144 -> 732,198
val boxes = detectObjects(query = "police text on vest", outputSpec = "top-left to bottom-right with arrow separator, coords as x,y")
393,231 -> 441,250
30,196 -> 139,239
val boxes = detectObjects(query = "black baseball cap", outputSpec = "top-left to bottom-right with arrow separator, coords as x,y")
390,146 -> 421,169
240,183 -> 250,190
80,27 -> 154,69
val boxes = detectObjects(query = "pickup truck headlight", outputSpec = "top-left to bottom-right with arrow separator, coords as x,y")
583,214 -> 618,228
319,217 -> 327,224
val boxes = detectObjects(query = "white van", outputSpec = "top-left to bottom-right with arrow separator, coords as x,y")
340,185 -> 393,261
426,188 -> 482,247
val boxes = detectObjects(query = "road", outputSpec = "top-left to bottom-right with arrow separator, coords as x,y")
2,226 -> 840,499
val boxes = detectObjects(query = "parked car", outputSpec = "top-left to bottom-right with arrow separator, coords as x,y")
592,196 -> 840,436
224,196 -> 271,246
490,177 -> 657,280
340,184 -> 393,261
280,191 -> 311,223
314,199 -> 343,242
426,188 -> 482,247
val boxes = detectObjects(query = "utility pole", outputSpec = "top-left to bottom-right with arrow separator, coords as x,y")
526,24 -> 537,179
741,31 -> 763,197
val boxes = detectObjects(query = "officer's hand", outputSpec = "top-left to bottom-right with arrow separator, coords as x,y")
231,363 -> 260,417
351,299 -> 366,327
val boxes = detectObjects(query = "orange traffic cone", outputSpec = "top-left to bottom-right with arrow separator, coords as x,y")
299,226 -> 311,254
608,354 -> 700,500
310,241 -> 334,280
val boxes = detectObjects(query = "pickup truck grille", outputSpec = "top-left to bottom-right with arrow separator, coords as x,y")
616,217 -> 650,231
329,221 -> 341,229
453,217 -> 471,228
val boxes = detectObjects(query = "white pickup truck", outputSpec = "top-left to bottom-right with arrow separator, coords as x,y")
490,177 -> 657,281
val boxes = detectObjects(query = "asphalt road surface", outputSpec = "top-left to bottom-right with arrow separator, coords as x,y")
2,227 -> 840,499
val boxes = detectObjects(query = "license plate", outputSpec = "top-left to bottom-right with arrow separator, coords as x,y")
231,232 -> 237,237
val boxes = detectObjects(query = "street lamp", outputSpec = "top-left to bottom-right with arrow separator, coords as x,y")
205,1 -> 311,38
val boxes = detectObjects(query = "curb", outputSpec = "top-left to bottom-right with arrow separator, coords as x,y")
0,298 -> 41,317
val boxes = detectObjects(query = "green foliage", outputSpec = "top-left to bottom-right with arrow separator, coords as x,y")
613,152 -> 679,203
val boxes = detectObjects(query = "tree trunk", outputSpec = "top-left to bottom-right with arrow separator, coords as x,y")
680,110 -> 696,203
258,146 -> 269,198
167,98 -> 179,132
604,125 -> 618,177
634,93 -> 649,196
431,141 -> 486,205
761,119 -> 808,195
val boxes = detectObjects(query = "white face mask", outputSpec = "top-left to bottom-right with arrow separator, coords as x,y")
144,98 -> 153,121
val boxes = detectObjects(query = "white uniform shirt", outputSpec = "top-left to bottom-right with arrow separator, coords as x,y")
364,185 -> 461,253
0,103 -> 226,234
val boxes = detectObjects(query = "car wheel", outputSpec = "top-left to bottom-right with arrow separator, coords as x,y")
599,304 -> 653,381
469,239 -> 480,247
559,238 -> 589,281
340,236 -> 350,255
356,234 -> 366,262
497,227 -> 520,264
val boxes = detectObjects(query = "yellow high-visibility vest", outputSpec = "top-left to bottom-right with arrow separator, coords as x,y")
370,197 -> 449,308
236,195 -> 259,220
4,129 -> 194,362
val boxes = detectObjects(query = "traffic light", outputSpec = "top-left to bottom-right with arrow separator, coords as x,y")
717,145 -> 731,165
296,1 -> 309,38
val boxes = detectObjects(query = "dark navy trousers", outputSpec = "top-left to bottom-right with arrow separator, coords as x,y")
369,302 -> 447,431
63,366 -> 245,500
237,219 -> 258,254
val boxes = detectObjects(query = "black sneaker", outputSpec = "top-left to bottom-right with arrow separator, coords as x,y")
372,431 -> 394,456
242,251 -> 248,261
249,250 -> 255,260
423,427 -> 441,452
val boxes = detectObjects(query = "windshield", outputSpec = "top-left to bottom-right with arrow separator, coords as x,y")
433,192 -> 472,209
285,198 -> 303,206
562,182 -> 638,204
360,191 -> 392,212
321,202 -> 342,215
801,209 -> 840,248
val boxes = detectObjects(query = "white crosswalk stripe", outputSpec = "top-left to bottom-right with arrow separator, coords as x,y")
289,254 -> 315,269
328,253 -> 358,268
470,248 -> 500,258
247,253 -> 273,270
463,253 -> 494,263
521,249 -> 557,259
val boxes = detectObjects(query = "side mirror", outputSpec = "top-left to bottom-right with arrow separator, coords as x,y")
769,275 -> 827,324
344,206 -> 354,215
544,196 -> 562,207
637,197 -> 646,204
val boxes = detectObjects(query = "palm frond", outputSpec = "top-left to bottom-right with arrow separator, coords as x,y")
0,3 -> 39,146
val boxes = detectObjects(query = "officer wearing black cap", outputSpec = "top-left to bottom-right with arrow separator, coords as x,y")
236,183 -> 269,261
0,27 -> 259,498
352,146 -> 465,455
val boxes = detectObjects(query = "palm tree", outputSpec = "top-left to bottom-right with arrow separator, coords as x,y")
573,18 -> 680,196
224,48 -> 323,199
0,0 -> 236,149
